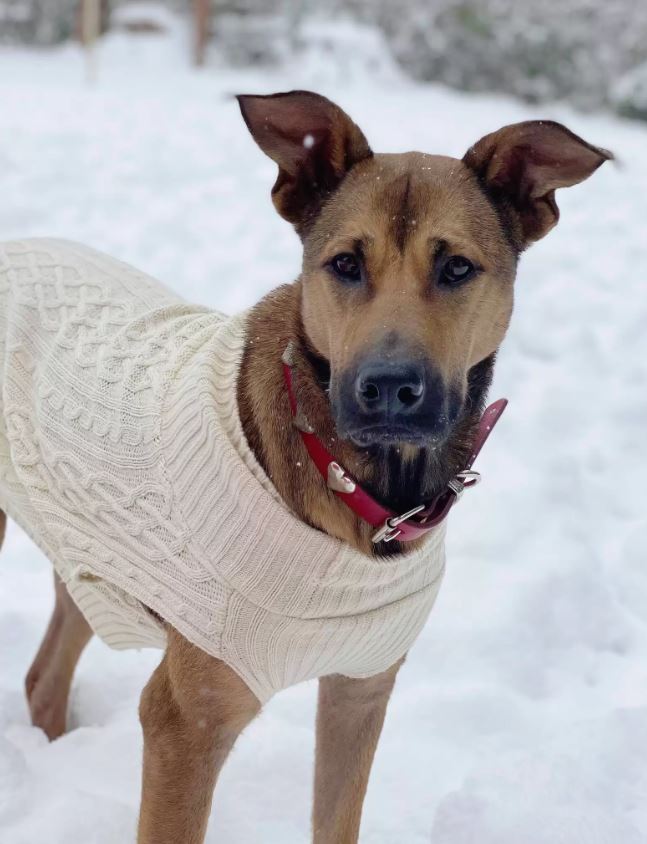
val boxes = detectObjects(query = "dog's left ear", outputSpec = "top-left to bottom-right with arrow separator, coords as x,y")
237,90 -> 372,233
463,121 -> 612,246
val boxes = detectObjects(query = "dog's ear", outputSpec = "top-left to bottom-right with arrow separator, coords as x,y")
463,121 -> 612,246
237,90 -> 372,233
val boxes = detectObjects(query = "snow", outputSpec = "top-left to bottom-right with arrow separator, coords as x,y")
112,3 -> 179,31
1,14 -> 647,844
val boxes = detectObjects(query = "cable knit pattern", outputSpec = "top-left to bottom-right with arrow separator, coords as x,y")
0,239 -> 446,702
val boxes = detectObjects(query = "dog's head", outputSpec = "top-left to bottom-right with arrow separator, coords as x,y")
238,91 -> 610,448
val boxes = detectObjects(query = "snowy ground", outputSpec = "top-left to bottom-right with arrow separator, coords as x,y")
1,14 -> 647,844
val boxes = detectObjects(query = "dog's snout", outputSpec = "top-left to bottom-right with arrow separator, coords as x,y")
333,351 -> 463,447
355,362 -> 426,415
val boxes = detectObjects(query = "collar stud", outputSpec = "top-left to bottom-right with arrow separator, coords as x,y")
327,461 -> 357,494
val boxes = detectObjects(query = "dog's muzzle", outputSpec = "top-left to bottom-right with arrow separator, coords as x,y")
333,356 -> 462,447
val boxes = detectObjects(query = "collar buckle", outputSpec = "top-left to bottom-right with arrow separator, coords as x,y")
372,504 -> 426,544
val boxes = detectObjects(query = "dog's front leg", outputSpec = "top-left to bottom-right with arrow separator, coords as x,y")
312,659 -> 404,844
137,628 -> 261,844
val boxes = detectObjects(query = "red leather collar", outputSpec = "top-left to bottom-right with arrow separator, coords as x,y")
282,346 -> 507,544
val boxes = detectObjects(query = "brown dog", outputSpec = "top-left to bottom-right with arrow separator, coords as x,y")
0,91 -> 610,843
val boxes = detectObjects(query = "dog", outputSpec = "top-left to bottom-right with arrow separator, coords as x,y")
0,91 -> 610,843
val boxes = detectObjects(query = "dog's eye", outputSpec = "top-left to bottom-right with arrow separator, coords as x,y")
330,253 -> 362,283
440,256 -> 476,286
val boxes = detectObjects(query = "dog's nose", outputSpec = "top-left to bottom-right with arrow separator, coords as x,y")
355,361 -> 425,416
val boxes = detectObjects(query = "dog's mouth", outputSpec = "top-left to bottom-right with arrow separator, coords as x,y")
346,424 -> 440,448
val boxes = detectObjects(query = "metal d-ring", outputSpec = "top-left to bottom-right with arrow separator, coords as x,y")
372,504 -> 426,544
448,469 -> 481,499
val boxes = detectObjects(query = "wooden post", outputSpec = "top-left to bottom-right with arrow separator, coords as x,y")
80,0 -> 101,83
194,0 -> 211,67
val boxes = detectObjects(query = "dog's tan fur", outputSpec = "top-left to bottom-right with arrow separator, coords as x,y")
312,659 -> 404,842
1,90 -> 610,843
24,572 -> 92,740
137,629 -> 261,843
300,153 -> 516,383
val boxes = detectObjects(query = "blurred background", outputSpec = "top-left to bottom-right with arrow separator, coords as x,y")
3,0 -> 647,119
1,3 -> 646,844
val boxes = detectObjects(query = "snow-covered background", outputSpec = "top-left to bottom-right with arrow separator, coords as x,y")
1,12 -> 647,844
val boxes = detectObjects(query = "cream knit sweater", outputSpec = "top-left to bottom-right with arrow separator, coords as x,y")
0,239 -> 446,703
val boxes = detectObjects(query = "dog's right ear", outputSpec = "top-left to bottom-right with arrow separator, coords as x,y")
237,90 -> 372,233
